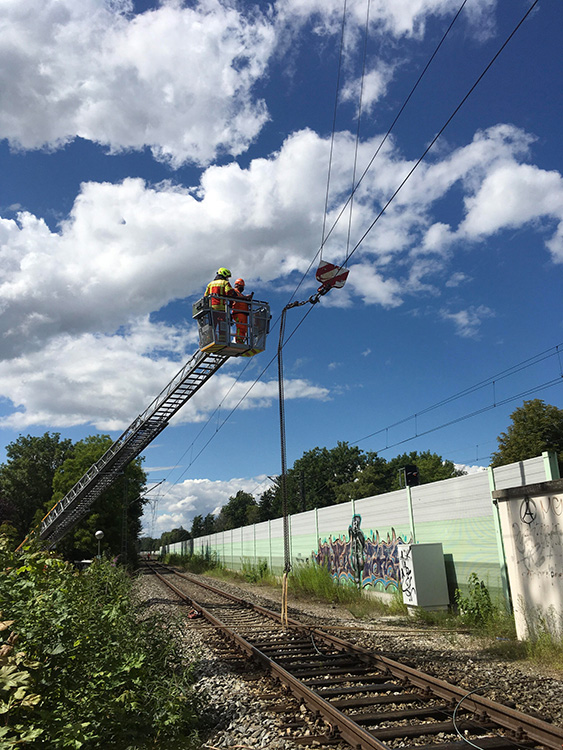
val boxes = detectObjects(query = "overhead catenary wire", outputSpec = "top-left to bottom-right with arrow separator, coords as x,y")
156,0 -> 542,501
345,0 -> 371,259
320,0 -> 349,261
341,0 -> 540,269
352,342 -> 563,445
289,0 -> 470,304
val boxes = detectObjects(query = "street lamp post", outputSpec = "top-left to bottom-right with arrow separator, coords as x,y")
95,529 -> 104,559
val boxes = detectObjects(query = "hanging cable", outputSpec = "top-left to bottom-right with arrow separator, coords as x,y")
346,0 -> 371,258
322,0 -> 469,256
288,0 -> 468,304
341,0 -> 540,268
278,289 -> 330,626
278,304 -> 290,627
320,0 -> 349,261
159,0 -> 539,497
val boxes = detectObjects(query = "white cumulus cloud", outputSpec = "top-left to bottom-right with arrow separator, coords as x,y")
0,124 -> 561,426
0,0 -> 274,166
142,475 -> 273,536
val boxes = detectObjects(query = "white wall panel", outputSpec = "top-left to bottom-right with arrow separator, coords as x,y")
355,490 -> 409,531
412,472 -> 491,523
492,456 -> 545,489
165,455 -> 555,596
254,521 -> 270,541
317,501 -> 354,541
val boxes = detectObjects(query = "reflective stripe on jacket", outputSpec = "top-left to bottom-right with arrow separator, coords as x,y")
205,278 -> 234,310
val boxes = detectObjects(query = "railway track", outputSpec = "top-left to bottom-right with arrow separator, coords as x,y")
145,562 -> 563,750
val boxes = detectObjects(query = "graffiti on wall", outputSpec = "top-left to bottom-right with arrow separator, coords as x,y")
313,514 -> 411,591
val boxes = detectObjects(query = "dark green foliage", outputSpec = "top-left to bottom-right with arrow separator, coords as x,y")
0,432 -> 73,538
0,535 -> 201,749
214,490 -> 257,531
491,399 -> 563,471
258,445 -> 464,521
189,513 -> 216,538
159,526 -> 191,546
49,434 -> 146,566
455,573 -> 494,628
165,550 -> 222,574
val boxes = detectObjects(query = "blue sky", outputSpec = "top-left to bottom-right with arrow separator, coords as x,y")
0,0 -> 562,538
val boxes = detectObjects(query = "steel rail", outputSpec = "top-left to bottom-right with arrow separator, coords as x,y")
147,564 -> 563,750
149,564 -> 388,750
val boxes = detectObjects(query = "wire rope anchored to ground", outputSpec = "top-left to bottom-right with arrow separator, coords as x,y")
277,270 -> 350,627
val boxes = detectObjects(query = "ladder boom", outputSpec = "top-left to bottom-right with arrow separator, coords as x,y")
39,350 -> 227,547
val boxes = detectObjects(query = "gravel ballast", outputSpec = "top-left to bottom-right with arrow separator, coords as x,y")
136,570 -> 563,748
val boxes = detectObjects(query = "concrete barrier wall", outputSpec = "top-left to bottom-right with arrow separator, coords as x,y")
163,454 -> 558,603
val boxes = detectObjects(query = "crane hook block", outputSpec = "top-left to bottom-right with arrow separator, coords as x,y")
315,261 -> 350,291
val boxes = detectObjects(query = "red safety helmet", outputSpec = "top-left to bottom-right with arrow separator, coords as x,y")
234,278 -> 245,289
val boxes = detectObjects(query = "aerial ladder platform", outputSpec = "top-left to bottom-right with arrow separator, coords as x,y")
35,295 -> 270,548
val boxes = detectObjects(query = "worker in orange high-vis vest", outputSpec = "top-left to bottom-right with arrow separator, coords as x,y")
231,278 -> 254,343
204,267 -> 236,342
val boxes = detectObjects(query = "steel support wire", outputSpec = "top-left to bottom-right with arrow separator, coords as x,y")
278,290 -> 331,626
278,303 -> 292,628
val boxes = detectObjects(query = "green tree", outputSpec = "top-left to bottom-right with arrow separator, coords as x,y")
49,435 -> 146,565
385,450 -> 464,490
215,490 -> 257,531
202,512 -> 216,534
139,535 -> 160,551
257,485 -> 277,522
259,443 -> 384,518
291,442 -> 367,510
160,526 -> 191,546
334,453 -> 389,503
0,432 -> 73,539
190,514 -> 205,538
491,399 -> 563,470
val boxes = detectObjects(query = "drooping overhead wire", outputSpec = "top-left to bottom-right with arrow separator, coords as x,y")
268,342 -> 563,506
322,0 -> 470,256
159,0 -> 542,493
320,0 -> 348,261
341,0 -> 540,268
346,0 -> 371,258
351,342 -> 563,449
288,0 -> 469,304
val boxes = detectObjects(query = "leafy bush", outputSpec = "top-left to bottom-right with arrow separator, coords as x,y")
241,558 -> 271,584
0,535 -> 202,749
164,550 -> 223,575
455,573 -> 494,627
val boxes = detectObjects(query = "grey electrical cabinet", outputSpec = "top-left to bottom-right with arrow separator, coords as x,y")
398,543 -> 449,610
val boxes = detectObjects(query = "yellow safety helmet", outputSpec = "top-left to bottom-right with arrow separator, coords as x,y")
217,267 -> 231,278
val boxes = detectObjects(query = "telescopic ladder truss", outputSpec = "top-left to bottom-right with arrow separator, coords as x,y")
38,350 -> 227,547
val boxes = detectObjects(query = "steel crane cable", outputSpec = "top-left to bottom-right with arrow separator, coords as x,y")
288,0 -> 469,304
340,0 -> 540,269
320,0 -> 348,262
157,0 -> 536,496
345,0 -> 371,259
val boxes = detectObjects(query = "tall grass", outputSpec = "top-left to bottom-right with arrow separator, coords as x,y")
288,562 -> 394,617
164,550 -> 223,574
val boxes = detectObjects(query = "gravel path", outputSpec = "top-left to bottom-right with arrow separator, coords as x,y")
135,569 -> 563,748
